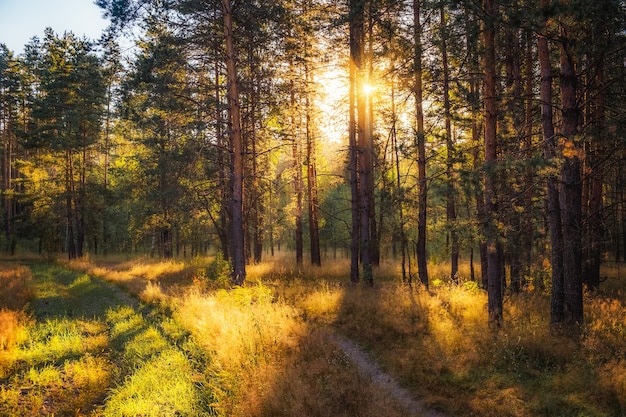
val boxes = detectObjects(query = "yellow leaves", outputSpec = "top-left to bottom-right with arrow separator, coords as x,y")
560,137 -> 584,159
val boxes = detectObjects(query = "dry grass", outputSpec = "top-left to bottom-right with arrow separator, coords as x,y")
64,256 -> 199,303
0,264 -> 34,310
0,264 -> 34,379
26,254 -> 623,416
262,256 -> 624,416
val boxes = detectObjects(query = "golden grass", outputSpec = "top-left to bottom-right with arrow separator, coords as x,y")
0,264 -> 34,379
0,264 -> 34,310
173,284 -> 302,416
48,255 -> 625,416
64,257 -> 199,303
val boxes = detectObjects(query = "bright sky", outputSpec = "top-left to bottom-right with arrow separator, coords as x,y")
0,0 -> 109,55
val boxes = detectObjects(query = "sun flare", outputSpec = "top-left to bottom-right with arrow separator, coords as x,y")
317,66 -> 349,143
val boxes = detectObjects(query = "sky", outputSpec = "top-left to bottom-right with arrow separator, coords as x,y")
0,0 -> 110,55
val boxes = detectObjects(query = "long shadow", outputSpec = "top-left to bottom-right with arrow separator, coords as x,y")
329,281 -> 449,416
248,266 -> 448,417
2,262 -> 214,416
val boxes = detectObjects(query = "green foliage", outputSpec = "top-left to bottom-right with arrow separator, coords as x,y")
205,253 -> 232,287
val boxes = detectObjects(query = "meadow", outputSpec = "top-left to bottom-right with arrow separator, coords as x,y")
0,254 -> 624,416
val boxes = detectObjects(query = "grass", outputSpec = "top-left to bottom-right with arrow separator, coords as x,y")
1,254 -> 624,416
0,262 -> 214,416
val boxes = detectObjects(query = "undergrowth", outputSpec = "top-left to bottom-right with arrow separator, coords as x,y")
1,255 -> 623,417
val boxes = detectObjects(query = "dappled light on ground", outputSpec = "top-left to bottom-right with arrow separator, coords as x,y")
0,257 -> 624,416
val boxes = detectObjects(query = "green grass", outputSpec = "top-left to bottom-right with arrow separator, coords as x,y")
0,262 -> 215,416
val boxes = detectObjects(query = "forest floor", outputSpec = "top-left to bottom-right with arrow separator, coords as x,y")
1,254 -> 624,416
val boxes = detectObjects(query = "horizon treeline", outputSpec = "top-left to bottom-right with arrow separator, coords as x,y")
1,0 -> 625,328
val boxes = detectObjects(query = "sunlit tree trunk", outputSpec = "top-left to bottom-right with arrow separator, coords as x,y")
366,6 -> 379,268
414,0 -> 428,288
351,0 -> 373,285
222,0 -> 245,286
440,4 -> 458,283
349,47 -> 359,283
249,49 -> 263,264
216,59 -> 230,261
290,73 -> 304,265
65,150 -> 77,259
305,56 -> 321,266
349,0 -> 362,283
464,6 -> 488,288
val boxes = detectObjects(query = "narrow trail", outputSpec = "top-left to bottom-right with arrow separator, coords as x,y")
332,334 -> 448,417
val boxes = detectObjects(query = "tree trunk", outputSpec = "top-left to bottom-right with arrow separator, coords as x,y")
290,74 -> 304,265
366,9 -> 379,268
349,0 -> 364,284
559,26 -> 583,329
353,0 -> 373,285
222,0 -> 246,286
523,30 -> 536,290
65,150 -> 77,259
483,0 -> 503,326
538,6 -> 565,326
249,52 -> 263,264
414,0 -> 428,288
305,59 -> 321,266
584,34 -> 606,290
215,59 -> 230,262
440,5 -> 458,283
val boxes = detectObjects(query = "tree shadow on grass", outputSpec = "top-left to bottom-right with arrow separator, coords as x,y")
0,262 -> 213,417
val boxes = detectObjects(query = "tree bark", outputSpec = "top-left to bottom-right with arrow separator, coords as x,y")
349,0 -> 369,283
414,0 -> 428,288
483,0 -> 503,326
222,0 -> 246,286
537,3 -> 565,326
290,73 -> 304,265
584,30 -> 606,290
559,25 -> 583,329
440,4 -> 458,283
354,0 -> 373,285
305,57 -> 321,266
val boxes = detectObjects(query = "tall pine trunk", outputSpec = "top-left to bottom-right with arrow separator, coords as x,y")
559,26 -> 583,329
222,0 -> 245,286
290,74 -> 303,265
440,5 -> 458,282
414,0 -> 428,288
349,23 -> 360,283
355,0 -> 373,285
537,5 -> 565,327
305,58 -> 321,266
483,0 -> 503,326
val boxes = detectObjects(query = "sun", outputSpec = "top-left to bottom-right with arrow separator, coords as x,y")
363,83 -> 376,96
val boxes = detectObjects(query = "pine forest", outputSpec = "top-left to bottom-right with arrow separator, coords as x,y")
0,1 -> 625,416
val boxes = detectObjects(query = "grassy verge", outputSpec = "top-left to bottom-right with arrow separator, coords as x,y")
0,262 -> 214,416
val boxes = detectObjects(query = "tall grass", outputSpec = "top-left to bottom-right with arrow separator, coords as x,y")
0,265 -> 33,379
4,254 -> 621,417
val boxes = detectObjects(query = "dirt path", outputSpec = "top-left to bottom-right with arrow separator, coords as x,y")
332,334 -> 448,417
